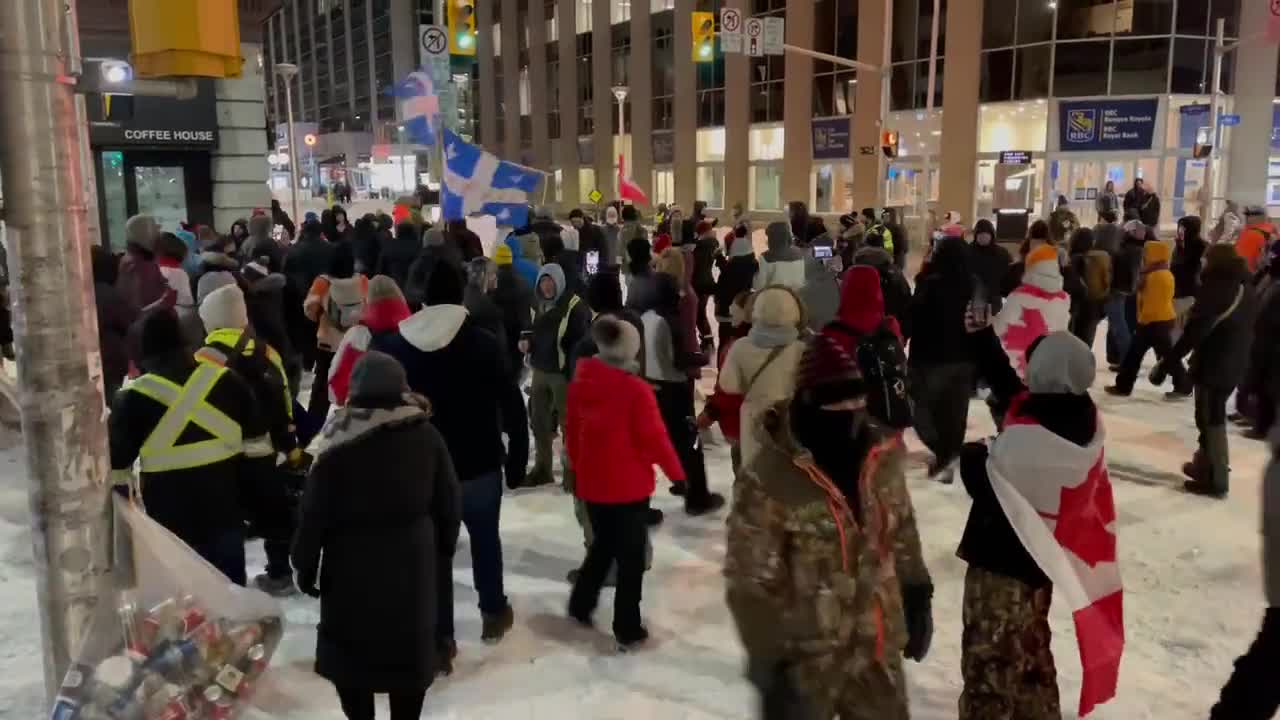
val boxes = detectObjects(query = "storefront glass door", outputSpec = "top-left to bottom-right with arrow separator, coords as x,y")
1051,157 -> 1167,228
133,165 -> 188,232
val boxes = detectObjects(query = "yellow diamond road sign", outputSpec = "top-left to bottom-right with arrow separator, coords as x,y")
588,189 -> 603,204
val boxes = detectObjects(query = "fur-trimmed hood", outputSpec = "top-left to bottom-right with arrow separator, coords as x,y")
311,397 -> 432,458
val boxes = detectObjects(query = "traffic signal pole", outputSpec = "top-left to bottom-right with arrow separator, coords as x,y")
0,0 -> 113,705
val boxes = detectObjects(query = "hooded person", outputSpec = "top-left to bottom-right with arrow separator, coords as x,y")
1106,240 -> 1192,397
663,205 -> 694,247
837,212 -> 866,266
968,219 -> 1012,314
958,330 -> 1123,720
376,222 -> 423,292
1171,215 -> 1208,325
352,214 -> 382,275
798,218 -> 841,332
403,227 -> 464,311
329,205 -> 356,245
173,228 -> 201,275
284,220 -> 337,370
242,213 -> 285,272
303,244 -> 370,423
328,275 -> 413,408
505,231 -> 543,290
291,351 -> 462,709
994,244 -> 1072,378
726,331 -> 932,720
270,198 -> 296,241
882,208 -> 910,270
1099,219 -> 1148,368
92,244 -> 138,402
623,234 -> 661,313
1066,227 -> 1110,350
240,259 -> 298,392
109,307 -> 256,584
229,218 -> 250,254
117,214 -> 170,315
491,242 -> 535,382
713,226 -> 759,343
569,270 -> 645,380
655,247 -> 708,378
753,221 -> 806,291
525,262 -> 592,488
853,232 -> 914,339
152,231 -> 203,350
528,206 -> 564,261
446,220 -> 484,262
786,200 -> 810,246
1241,254 -> 1280,439
691,221 -> 723,343
463,257 -> 507,357
556,225 -> 586,290
1169,243 -> 1257,497
369,259 -> 529,647
191,227 -> 241,298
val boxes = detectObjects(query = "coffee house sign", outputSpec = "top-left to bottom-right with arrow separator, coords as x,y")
122,128 -> 217,143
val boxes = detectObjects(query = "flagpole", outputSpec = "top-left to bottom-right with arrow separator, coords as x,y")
612,86 -> 628,205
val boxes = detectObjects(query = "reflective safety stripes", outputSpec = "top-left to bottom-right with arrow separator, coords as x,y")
557,295 -> 582,370
127,365 -> 243,473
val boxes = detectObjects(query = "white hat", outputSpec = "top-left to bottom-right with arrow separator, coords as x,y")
198,284 -> 249,331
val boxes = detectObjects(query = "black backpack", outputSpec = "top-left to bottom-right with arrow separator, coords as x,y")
834,320 -> 913,429
222,332 -> 287,424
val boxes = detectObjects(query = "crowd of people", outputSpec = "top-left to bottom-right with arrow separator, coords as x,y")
95,186 -> 1279,720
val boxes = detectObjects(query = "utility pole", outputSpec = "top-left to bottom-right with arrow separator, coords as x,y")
0,0 -> 113,704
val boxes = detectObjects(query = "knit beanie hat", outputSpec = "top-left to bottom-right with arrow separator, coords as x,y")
196,270 -> 238,306
494,244 -> 514,266
348,351 -> 408,407
199,284 -> 249,331
1026,331 -> 1095,395
795,332 -> 866,408
367,274 -> 405,304
586,269 -> 623,313
241,260 -> 270,283
1026,244 -> 1058,269
591,315 -> 641,370
425,261 -> 465,306
695,220 -> 715,238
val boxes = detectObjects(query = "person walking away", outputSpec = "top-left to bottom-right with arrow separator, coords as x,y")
656,247 -> 711,389
242,214 -> 285,272
196,284 -> 303,595
753,222 -> 806,291
377,222 -> 423,292
566,317 -> 683,650
1070,228 -> 1112,350
117,214 -> 170,316
686,221 -> 720,350
291,352 -> 461,717
909,236 -> 977,482
1236,205 -> 1276,274
352,214 -> 381,275
446,220 -> 484,262
1105,239 -> 1192,397
328,276 -> 412,408
994,242 -> 1073,377
1171,216 -> 1208,336
881,209 -> 910,270
958,330 -> 1123,720
797,218 -> 841,332
108,308 -> 254,583
283,220 -> 336,373
555,226 -> 586,291
153,231 -> 204,350
726,334 -> 933,719
713,226 -> 758,346
525,263 -> 592,488
641,275 -> 726,515
1167,244 -> 1256,497
271,198 -> 296,241
623,236 -> 660,312
370,261 -> 528,647
1103,219 -> 1146,369
304,244 -> 369,423
240,260 -> 299,395
1092,209 -> 1123,256
92,245 -> 137,404
1210,199 -> 1243,244
492,243 -> 535,384
1096,180 -> 1119,220
1239,258 -> 1280,438
969,219 -> 1012,316
504,230 -> 543,290
855,232 -> 914,339
719,286 -> 807,469
464,258 -> 508,356
403,228 -> 463,310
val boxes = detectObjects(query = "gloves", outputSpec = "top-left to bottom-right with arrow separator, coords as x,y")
902,582 -> 934,662
295,571 -> 320,599
505,459 -> 526,490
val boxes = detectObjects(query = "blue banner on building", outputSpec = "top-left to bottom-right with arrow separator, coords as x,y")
1058,98 -> 1158,152
812,117 -> 851,160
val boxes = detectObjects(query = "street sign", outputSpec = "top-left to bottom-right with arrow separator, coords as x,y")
763,17 -> 785,56
419,24 -> 449,60
745,18 -> 764,58
1220,114 -> 1241,126
588,188 -> 603,204
720,8 -> 743,54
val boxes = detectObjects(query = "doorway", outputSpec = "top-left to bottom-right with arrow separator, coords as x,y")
94,149 -> 212,250
1049,157 -> 1162,227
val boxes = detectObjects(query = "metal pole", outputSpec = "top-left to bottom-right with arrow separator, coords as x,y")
399,126 -> 409,194
617,97 -> 624,198
918,0 -> 941,239
0,0 -> 112,703
1205,17 -> 1225,222
278,64 -> 302,226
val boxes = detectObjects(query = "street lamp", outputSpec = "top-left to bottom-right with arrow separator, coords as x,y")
397,124 -> 409,194
612,86 -> 628,202
275,62 -> 301,228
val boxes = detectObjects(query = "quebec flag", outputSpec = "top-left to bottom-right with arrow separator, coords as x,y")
386,71 -> 439,147
441,128 -> 541,228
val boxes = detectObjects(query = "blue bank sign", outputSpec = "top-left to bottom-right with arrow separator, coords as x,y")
1059,98 -> 1159,152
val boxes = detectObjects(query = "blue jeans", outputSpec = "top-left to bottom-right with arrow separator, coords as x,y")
1104,295 -> 1132,365
438,472 -> 507,641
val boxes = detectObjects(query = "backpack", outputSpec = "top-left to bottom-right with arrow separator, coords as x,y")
1083,250 -> 1112,303
836,320 -> 913,429
203,332 -> 286,428
325,277 -> 365,332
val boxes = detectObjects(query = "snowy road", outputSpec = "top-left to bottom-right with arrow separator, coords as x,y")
0,356 -> 1270,719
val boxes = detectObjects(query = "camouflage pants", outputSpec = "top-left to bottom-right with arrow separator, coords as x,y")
960,566 -> 1062,720
752,655 -> 909,720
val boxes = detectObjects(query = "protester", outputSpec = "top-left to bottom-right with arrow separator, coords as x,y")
1106,240 -> 1191,397
725,332 -> 932,719
836,213 -> 865,267
492,243 -> 535,382
403,228 -> 461,310
1172,215 -> 1208,329
854,232 -> 913,338
271,199 -> 296,241
698,291 -> 753,478
526,263 -> 591,488
968,219 -> 1011,315
464,258 -> 507,354
91,245 -> 137,403
1241,258 -> 1280,439
152,231 -> 203,349
1210,199 -> 1243,244
556,226 -> 585,293
1104,220 -> 1146,369
303,244 -> 369,423
240,259 -> 298,393
1123,178 -> 1161,229
1093,209 -> 1123,256
719,285 -> 807,468
1096,180 -> 1119,219
117,214 -> 169,314
995,242 -> 1071,377
862,208 -> 897,260
328,275 -> 412,408
378,222 -> 423,292
623,235 -> 660,313
447,220 -> 484,261
329,205 -> 356,245
292,352 -> 461,716
565,317 -> 683,651
909,236 -> 975,482
656,248 -> 708,383
753,222 -> 806,291
881,208 -> 910,270
370,260 -> 528,645
1069,227 -> 1112,350
352,214 -> 381,275
713,226 -> 758,346
1168,244 -> 1257,497
691,221 -> 722,348
283,220 -> 336,372
191,229 -> 241,299
1236,206 -> 1275,274
109,308 -> 254,584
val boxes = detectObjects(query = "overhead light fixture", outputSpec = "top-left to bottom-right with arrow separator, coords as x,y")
100,59 -> 133,85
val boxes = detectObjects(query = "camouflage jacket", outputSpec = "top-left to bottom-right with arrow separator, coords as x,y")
724,403 -> 931,686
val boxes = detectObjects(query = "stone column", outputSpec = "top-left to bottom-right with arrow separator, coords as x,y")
628,3 -> 654,205
267,13 -> 281,127
939,0 -> 982,221
529,0 -> 552,185
342,0 -> 357,118
558,2 -> 580,208
213,43 -> 272,230
1225,1 -> 1280,207
782,0 -> 815,207
593,0 -> 614,202
476,0 -> 498,151
501,0 -> 520,160
723,0 -> 750,214
390,0 -> 416,97
850,0 -> 889,211
364,0 -> 378,130
673,0 -> 697,210
289,1 -> 307,121
306,1 -> 321,122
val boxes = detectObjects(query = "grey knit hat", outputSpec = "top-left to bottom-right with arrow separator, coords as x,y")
591,315 -> 640,370
349,351 -> 408,406
1026,331 -> 1095,395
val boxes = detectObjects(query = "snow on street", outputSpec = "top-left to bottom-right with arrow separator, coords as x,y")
0,361 -> 1270,719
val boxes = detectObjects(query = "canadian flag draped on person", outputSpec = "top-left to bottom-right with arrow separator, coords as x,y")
994,242 -> 1071,377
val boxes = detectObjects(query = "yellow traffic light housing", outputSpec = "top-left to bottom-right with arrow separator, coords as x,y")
449,1 -> 477,56
692,12 -> 715,63
128,0 -> 243,78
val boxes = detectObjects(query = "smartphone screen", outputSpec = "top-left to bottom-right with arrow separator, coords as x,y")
813,245 -> 833,259
586,250 -> 600,276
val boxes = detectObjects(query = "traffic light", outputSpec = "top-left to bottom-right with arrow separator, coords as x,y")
692,12 -> 715,63
881,130 -> 899,158
448,1 -> 476,56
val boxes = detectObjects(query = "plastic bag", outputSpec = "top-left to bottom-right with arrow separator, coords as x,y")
49,494 -> 285,719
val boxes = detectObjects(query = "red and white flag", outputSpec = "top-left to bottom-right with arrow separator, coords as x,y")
1269,0 -> 1280,44
994,283 -> 1071,377
618,154 -> 650,207
987,398 -> 1124,717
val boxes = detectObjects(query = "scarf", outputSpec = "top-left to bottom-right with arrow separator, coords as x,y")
748,323 -> 798,348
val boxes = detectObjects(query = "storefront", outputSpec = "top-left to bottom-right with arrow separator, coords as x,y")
88,83 -> 219,251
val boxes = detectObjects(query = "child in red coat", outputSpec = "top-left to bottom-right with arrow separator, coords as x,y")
566,315 -> 685,650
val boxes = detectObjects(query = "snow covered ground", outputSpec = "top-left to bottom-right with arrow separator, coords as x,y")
0,355 -> 1272,719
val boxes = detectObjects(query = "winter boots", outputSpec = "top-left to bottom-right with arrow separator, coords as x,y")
481,604 -> 515,644
1184,427 -> 1230,498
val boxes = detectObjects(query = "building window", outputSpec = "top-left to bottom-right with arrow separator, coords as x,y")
1170,38 -> 1209,94
980,49 -> 1014,102
697,166 -> 724,209
1013,44 -> 1051,99
1017,0 -> 1055,45
750,165 -> 783,210
1056,0 -> 1117,40
1053,41 -> 1110,97
1111,37 -> 1170,94
1120,0 -> 1172,36
983,0 -> 1017,49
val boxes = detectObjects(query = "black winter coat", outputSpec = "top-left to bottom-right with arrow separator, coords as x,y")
1172,234 -> 1208,299
530,292 -> 592,375
93,246 -> 137,394
530,220 -> 564,262
713,255 -> 759,322
284,238 -> 336,302
244,273 -> 294,364
908,245 -> 973,367
464,287 -> 508,371
1111,235 -> 1145,296
1172,259 -> 1257,390
1246,279 -> 1280,403
291,404 -> 461,690
109,350 -> 255,543
377,229 -> 423,292
968,243 -> 1013,313
691,235 -> 721,296
493,267 -> 534,373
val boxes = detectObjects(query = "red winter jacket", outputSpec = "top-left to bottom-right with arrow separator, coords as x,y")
566,357 -> 686,503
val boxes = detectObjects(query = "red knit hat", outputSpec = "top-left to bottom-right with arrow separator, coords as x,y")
652,233 -> 673,256
695,220 -> 715,237
796,333 -> 866,408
